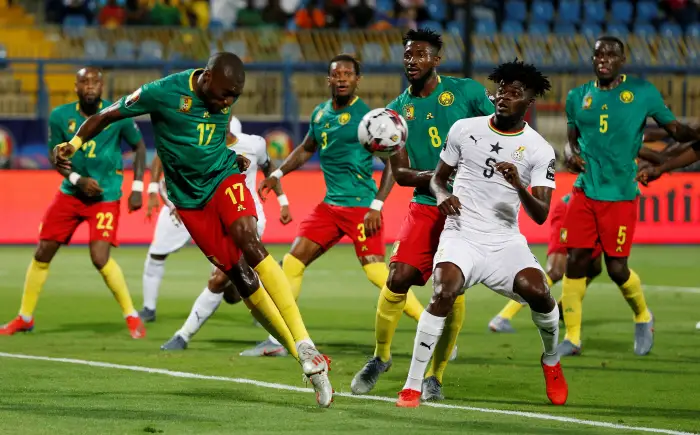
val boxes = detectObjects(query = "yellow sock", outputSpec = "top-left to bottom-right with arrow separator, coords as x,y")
244,286 -> 299,360
620,269 -> 651,323
425,294 -> 465,383
546,273 -> 554,288
99,258 -> 136,317
255,255 -> 309,342
19,259 -> 50,319
374,285 -> 406,362
561,276 -> 587,346
403,291 -> 424,322
362,262 -> 423,321
282,254 -> 305,300
497,300 -> 524,320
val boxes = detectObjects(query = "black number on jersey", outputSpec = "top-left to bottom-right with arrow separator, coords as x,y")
483,157 -> 497,178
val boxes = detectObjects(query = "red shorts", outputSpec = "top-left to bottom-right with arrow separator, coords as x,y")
39,192 -> 121,246
547,199 -> 602,258
390,202 -> 446,285
561,188 -> 638,257
177,173 -> 258,271
297,202 -> 385,257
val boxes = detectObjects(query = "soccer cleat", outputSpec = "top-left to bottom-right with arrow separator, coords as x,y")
126,316 -> 146,339
449,345 -> 458,361
138,307 -> 156,323
239,339 -> 288,357
350,357 -> 392,395
696,321 -> 700,330
421,376 -> 444,402
541,356 -> 568,405
556,339 -> 581,357
396,388 -> 421,408
161,334 -> 188,350
298,343 -> 329,376
307,357 -> 334,408
0,316 -> 34,336
634,312 -> 654,356
488,315 -> 516,333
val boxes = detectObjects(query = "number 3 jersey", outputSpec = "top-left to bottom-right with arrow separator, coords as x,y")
441,115 -> 556,244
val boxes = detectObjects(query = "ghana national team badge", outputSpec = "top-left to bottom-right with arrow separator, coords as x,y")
315,110 -> 324,123
179,96 -> 193,113
67,119 -> 76,133
582,95 -> 592,109
560,228 -> 568,244
620,90 -> 634,103
338,113 -> 351,125
511,145 -> 526,161
403,104 -> 415,121
438,91 -> 454,106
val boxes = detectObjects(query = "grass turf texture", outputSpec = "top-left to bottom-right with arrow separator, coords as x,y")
0,245 -> 698,435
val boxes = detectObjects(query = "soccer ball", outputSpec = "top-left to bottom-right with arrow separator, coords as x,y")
358,108 -> 408,158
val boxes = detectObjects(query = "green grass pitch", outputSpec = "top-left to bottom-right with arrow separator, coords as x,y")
0,245 -> 698,435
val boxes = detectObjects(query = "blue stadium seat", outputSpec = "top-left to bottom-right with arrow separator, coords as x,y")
475,18 -> 497,35
505,0 -> 527,23
362,43 -> 384,65
553,22 -> 575,35
223,40 -> 247,58
636,1 -> 658,23
138,40 -> 163,61
606,23 -> 629,37
634,23 -> 656,39
531,1 -> 555,23
389,44 -> 404,64
285,19 -> 297,31
659,22 -> 682,38
376,0 -> 393,15
208,19 -> 226,39
580,22 -> 602,38
583,0 -> 605,24
501,20 -> 524,35
420,20 -> 443,33
528,22 -> 550,35
63,15 -> 88,38
687,23 -> 700,38
341,42 -> 355,55
447,21 -> 464,38
84,39 -> 108,60
610,1 -> 633,24
280,43 -> 303,62
427,2 -> 447,22
113,40 -> 135,61
558,0 -> 581,24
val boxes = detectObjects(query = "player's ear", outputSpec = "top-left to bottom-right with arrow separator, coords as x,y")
434,53 -> 442,68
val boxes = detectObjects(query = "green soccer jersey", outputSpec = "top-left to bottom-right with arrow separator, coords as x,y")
387,75 -> 495,205
307,96 -> 376,207
566,75 -> 676,201
117,69 -> 239,209
49,100 -> 143,202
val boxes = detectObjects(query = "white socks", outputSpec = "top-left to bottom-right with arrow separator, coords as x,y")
177,288 -> 223,342
531,303 -> 560,366
142,256 -> 165,311
403,310 -> 446,392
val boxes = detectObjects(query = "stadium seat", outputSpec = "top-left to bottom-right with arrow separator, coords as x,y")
687,23 -> 700,38
501,20 -> 524,35
341,42 -> 355,55
209,19 -> 226,38
636,1 -> 658,23
376,0 -> 393,16
553,22 -> 575,35
223,40 -> 247,58
634,23 -> 656,39
427,2 -> 447,22
138,40 -> 163,61
505,0 -> 527,23
557,0 -> 581,24
113,40 -> 135,61
475,18 -> 497,35
84,39 -> 108,60
362,43 -> 384,65
388,44 -> 403,64
63,15 -> 87,38
419,20 -> 443,33
531,0 -> 555,23
606,23 -> 629,37
659,22 -> 682,38
447,21 -> 464,39
580,22 -> 602,38
583,0 -> 605,24
528,22 -> 550,35
280,43 -> 302,62
610,1 -> 633,24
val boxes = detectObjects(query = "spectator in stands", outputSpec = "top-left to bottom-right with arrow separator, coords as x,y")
295,1 -> 325,28
150,0 -> 182,25
396,0 -> 428,22
394,6 -> 417,30
60,0 -> 93,23
184,0 -> 211,28
98,0 -> 127,27
237,0 -> 266,26
125,0 -> 150,25
661,0 -> 699,28
348,0 -> 375,28
323,0 -> 343,27
213,0 -> 244,28
262,0 -> 289,27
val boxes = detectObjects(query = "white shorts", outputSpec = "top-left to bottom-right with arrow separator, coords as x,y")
433,230 -> 545,303
148,206 -> 266,256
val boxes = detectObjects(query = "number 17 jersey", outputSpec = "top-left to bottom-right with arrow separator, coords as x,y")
387,75 -> 495,206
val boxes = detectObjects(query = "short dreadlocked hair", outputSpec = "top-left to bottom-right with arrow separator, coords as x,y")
488,59 -> 551,97
403,28 -> 443,54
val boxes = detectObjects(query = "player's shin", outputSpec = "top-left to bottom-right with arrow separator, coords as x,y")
425,294 -> 465,383
374,285 -> 407,362
561,276 -> 586,346
243,286 -> 299,360
619,269 -> 652,323
532,302 -> 561,366
403,310 -> 446,392
177,287 -> 223,342
19,259 -> 50,321
142,255 -> 165,311
282,254 -> 305,300
100,258 -> 137,317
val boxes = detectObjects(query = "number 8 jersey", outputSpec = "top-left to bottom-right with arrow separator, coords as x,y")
386,75 -> 494,206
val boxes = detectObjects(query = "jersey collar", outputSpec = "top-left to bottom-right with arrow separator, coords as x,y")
75,100 -> 103,117
488,116 -> 526,137
407,75 -> 442,98
189,69 -> 204,92
594,74 -> 626,89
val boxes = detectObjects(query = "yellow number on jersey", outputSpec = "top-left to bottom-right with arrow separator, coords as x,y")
599,114 -> 608,133
321,131 -> 328,149
96,212 -> 114,230
225,182 -> 245,204
357,223 -> 367,242
197,123 -> 216,146
428,126 -> 441,148
82,140 -> 97,158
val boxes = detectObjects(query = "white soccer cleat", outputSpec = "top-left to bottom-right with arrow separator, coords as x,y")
696,321 -> 700,331
308,370 -> 334,408
298,343 -> 328,376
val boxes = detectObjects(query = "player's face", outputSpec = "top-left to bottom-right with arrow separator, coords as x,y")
75,69 -> 103,105
403,41 -> 439,83
592,41 -> 625,81
494,80 -> 532,118
328,61 -> 359,98
202,69 -> 244,113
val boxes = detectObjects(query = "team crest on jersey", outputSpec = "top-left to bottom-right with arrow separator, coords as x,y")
67,119 -> 76,133
438,91 -> 454,107
315,110 -> 324,123
403,104 -> 415,121
582,95 -> 592,109
560,228 -> 568,244
125,88 -> 141,107
511,146 -> 526,161
338,113 -> 351,125
179,96 -> 193,113
620,90 -> 634,103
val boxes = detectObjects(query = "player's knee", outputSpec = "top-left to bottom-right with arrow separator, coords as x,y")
34,241 -> 59,263
588,257 -> 603,280
566,249 -> 592,278
222,284 -> 243,305
547,268 -> 564,284
514,269 -> 552,308
606,259 -> 629,286
224,261 -> 260,298
208,269 -> 230,292
386,265 -> 414,294
90,252 -> 110,270
429,285 -> 460,316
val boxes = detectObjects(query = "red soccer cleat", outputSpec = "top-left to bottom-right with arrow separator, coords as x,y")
396,388 -> 421,408
0,316 -> 34,336
126,315 -> 146,339
541,356 -> 568,405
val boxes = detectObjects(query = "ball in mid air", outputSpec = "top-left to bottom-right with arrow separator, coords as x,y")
358,108 -> 408,158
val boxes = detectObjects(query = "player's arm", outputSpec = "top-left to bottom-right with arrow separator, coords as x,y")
375,157 -> 395,203
389,146 -> 433,188
363,157 -> 395,236
646,85 -> 700,143
638,142 -> 700,185
258,132 -> 316,199
260,157 -> 292,225
564,89 -> 586,173
430,123 -> 462,216
121,119 -> 146,212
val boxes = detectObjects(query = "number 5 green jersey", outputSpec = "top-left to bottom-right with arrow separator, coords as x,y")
566,75 -> 676,201
117,69 -> 239,209
387,76 -> 495,206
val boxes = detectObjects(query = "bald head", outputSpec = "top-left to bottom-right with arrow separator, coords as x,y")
206,52 -> 245,83
76,66 -> 103,80
200,52 -> 245,114
75,66 -> 103,108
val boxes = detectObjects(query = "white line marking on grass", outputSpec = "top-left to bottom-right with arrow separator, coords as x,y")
594,284 -> 700,295
0,352 -> 696,435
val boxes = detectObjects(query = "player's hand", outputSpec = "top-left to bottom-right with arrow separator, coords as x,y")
566,153 -> 586,173
128,191 -> 143,212
170,208 -> 183,227
146,192 -> 160,220
495,162 -> 522,188
52,142 -> 76,171
76,177 -> 103,197
364,209 -> 382,236
258,177 -> 279,201
280,205 -> 293,225
636,166 -> 663,186
437,194 -> 461,216
236,154 -> 250,172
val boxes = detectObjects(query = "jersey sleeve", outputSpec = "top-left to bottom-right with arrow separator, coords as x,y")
119,119 -> 143,147
47,109 -> 65,149
565,88 -> 578,128
645,83 -> 676,126
439,121 -> 464,167
306,107 -> 318,139
465,80 -> 495,116
254,136 -> 269,166
530,143 -> 557,189
117,80 -> 162,117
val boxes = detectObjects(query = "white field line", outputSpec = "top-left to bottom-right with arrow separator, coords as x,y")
0,352 -> 696,435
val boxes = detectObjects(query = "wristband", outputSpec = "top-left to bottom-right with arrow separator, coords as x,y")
270,169 -> 284,179
132,180 -> 144,192
147,182 -> 160,194
68,136 -> 83,150
370,199 -> 384,211
278,194 -> 289,207
68,172 -> 81,185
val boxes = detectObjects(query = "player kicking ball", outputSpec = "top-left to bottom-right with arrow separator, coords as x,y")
52,53 -> 332,407
397,60 -> 568,408
0,67 -> 147,338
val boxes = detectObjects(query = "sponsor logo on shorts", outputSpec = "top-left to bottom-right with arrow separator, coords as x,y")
560,228 -> 568,244
237,204 -> 246,212
338,113 -> 351,125
438,91 -> 454,107
125,88 -> 141,107
620,90 -> 634,104
102,231 -> 110,238
203,111 -> 210,119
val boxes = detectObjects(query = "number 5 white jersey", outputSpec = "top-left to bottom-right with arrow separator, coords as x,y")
440,115 -> 556,244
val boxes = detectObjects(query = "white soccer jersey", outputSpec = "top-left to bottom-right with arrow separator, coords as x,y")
228,131 -> 269,227
440,115 -> 556,244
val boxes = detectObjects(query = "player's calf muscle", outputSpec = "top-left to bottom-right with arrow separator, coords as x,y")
229,217 -> 267,266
